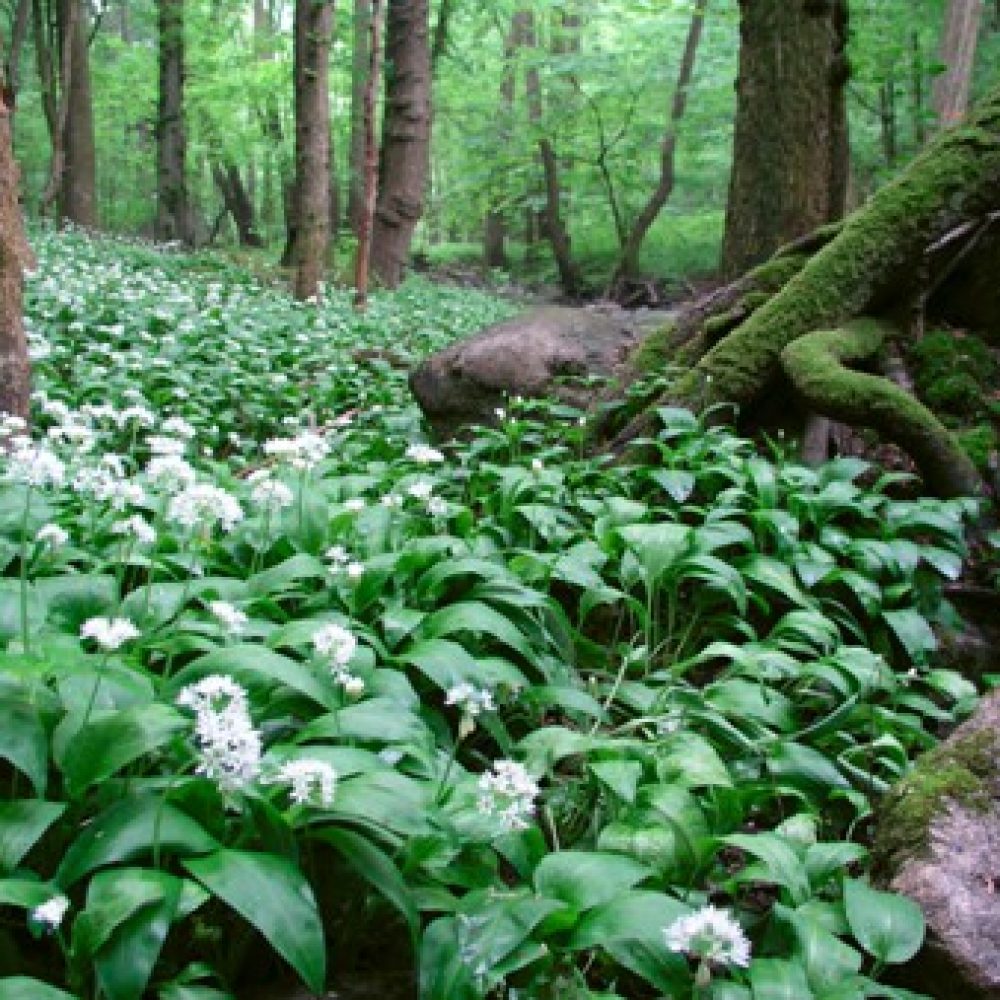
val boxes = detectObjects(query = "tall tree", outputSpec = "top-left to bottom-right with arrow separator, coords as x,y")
0,37 -> 31,422
607,0 -> 709,298
483,17 -> 516,270
60,0 -> 97,226
292,0 -> 334,300
155,0 -> 192,244
720,0 -> 849,279
370,0 -> 431,289
348,0 -> 372,235
932,0 -> 983,128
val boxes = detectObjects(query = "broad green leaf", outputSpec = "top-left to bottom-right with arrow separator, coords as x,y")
61,704 -> 187,797
419,916 -> 477,1000
0,700 -> 48,796
533,851 -> 650,912
882,609 -> 936,664
766,741 -> 850,792
417,601 -> 533,659
749,957 -> 815,999
0,800 -> 66,873
568,890 -> 690,949
658,733 -> 733,788
58,795 -> 217,887
618,523 -> 691,584
589,760 -> 642,803
0,878 -> 59,910
0,978 -> 79,1000
843,878 -> 924,964
723,833 -> 812,906
183,850 -> 326,994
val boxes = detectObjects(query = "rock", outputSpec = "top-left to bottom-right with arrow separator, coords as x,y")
937,586 -> 1000,685
409,306 -> 648,435
874,691 -> 1000,999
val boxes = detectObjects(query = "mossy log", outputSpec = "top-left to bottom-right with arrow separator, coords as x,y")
781,318 -> 982,497
610,84 -> 1000,498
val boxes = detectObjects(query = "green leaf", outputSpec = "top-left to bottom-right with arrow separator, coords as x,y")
0,700 -> 49,796
419,916 -> 476,1000
61,704 -> 187,797
300,698 -> 425,745
766,741 -> 850,792
589,760 -> 642,803
315,827 -> 419,944
658,733 -> 733,788
882,609 -> 936,664
568,890 -> 690,950
741,555 -> 812,608
843,878 -> 924,964
0,878 -> 60,910
35,575 -> 117,633
417,601 -> 533,659
777,904 -> 862,994
183,850 -> 325,993
58,795 -> 217,887
533,851 -> 650,912
618,523 -> 691,584
0,800 -> 66,873
749,957 -> 815,999
0,978 -> 80,1000
722,833 -> 812,906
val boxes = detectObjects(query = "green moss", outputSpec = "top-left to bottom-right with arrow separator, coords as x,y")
875,728 -> 996,876
631,320 -> 677,373
911,330 -> 997,423
955,424 -> 998,472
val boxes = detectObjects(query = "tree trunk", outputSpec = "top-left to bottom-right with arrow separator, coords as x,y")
611,85 -> 1000,498
212,161 -> 263,247
155,0 -> 191,244
353,0 -> 384,310
483,15 -> 517,271
932,0 -> 983,129
291,0 -> 334,300
370,0 -> 431,289
348,0 -> 372,235
59,0 -> 97,227
430,0 -> 455,72
0,53 -> 30,423
720,0 -> 849,279
607,0 -> 708,297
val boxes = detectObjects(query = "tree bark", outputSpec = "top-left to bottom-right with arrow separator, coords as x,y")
0,51 -> 30,423
291,0 -> 334,300
370,0 -> 431,289
607,0 -> 708,297
932,0 -> 983,129
353,0 -> 384,310
720,0 -> 849,279
155,0 -> 191,244
59,0 -> 97,227
212,161 -> 263,247
348,0 -> 372,235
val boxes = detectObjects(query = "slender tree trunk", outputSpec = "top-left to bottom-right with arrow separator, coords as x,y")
5,0 -> 30,105
0,48 -> 30,423
484,16 -> 516,270
608,0 -> 708,296
348,0 -> 372,235
932,0 -> 983,129
720,0 -> 849,279
155,0 -> 191,243
354,0 -> 383,310
59,0 -> 97,227
370,0 -> 431,289
522,9 -> 581,297
37,0 -> 73,218
212,161 -> 263,247
292,0 -> 334,300
430,0 -> 455,72
910,26 -> 927,147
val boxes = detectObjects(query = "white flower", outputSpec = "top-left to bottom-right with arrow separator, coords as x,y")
274,759 -> 337,807
112,514 -> 156,546
341,674 -> 366,697
36,523 -> 69,549
344,497 -> 366,512
177,674 -> 261,794
118,405 -> 156,428
664,905 -> 751,969
407,481 -> 433,501
209,601 -> 248,636
531,458 -> 543,473
162,416 -> 196,439
263,431 -> 329,471
4,442 -> 66,489
446,683 -> 495,718
251,476 -> 294,512
312,623 -> 357,666
477,760 -> 540,832
428,497 -> 448,518
146,454 -> 197,493
494,408 -> 507,421
325,544 -> 349,565
0,412 -> 28,438
80,616 -> 140,651
405,443 -> 444,465
169,484 -> 244,534
147,435 -> 187,456
346,561 -> 365,580
32,894 -> 70,931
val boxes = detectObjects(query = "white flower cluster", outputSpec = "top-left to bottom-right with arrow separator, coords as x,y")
168,483 -> 244,534
31,894 -> 70,931
146,454 -> 197,493
477,760 -> 540,832
177,674 -> 262,794
273,758 -> 337,807
663,905 -> 751,969
36,523 -> 69,549
249,472 -> 294,512
209,600 -> 248,636
4,440 -> 66,489
312,623 -> 364,694
73,455 -> 146,510
405,443 -> 444,465
446,683 -> 495,718
325,546 -> 364,579
112,514 -> 156,546
80,616 -> 140,651
263,431 -> 330,471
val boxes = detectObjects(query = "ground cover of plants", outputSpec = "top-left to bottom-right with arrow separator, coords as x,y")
0,229 -> 984,1000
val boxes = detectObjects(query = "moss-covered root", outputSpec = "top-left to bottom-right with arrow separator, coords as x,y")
669,83 -> 1000,414
781,318 -> 983,498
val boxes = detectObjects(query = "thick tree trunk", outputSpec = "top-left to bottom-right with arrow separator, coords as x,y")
348,0 -> 372,235
155,0 -> 191,244
291,0 -> 334,300
720,0 -> 849,279
607,0 -> 708,297
0,57 -> 30,423
612,86 -> 1000,498
370,0 -> 431,289
59,0 -> 97,227
933,0 -> 983,129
